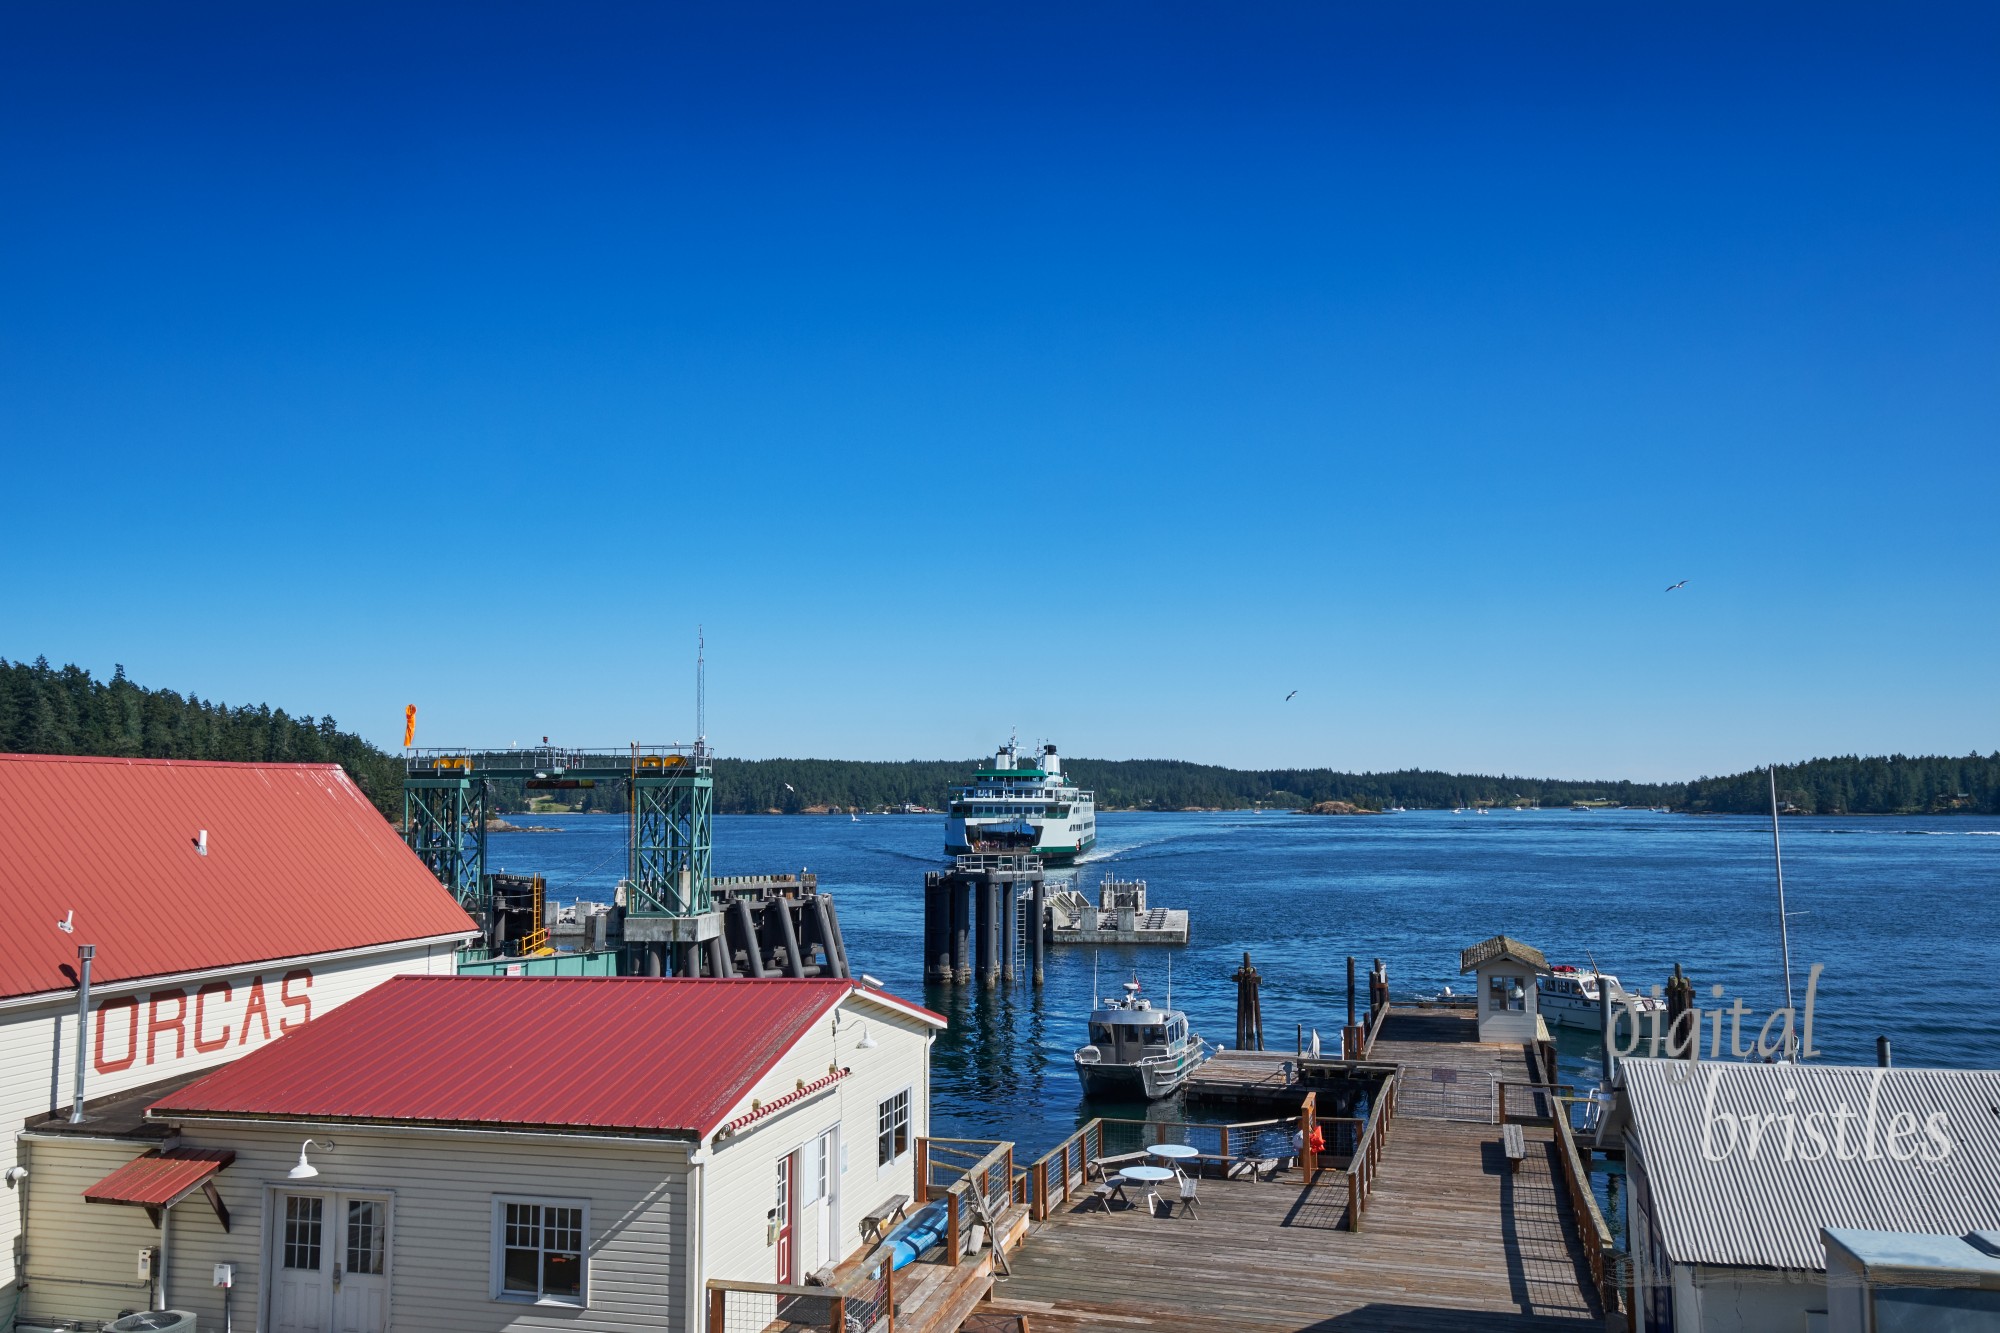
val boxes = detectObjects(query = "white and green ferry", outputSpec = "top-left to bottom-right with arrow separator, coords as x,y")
944,741 -> 1097,863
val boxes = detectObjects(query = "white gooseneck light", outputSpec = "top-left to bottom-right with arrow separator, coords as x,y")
288,1138 -> 336,1180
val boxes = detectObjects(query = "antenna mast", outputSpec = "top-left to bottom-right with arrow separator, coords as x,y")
1770,765 -> 1797,1045
696,626 -> 706,751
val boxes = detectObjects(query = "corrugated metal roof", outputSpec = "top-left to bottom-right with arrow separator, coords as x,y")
1621,1057 -> 2000,1272
152,975 -> 940,1138
0,754 -> 477,1002
83,1148 -> 235,1207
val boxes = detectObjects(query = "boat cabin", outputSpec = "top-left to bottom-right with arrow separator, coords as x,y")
1086,998 -> 1188,1064
1459,935 -> 1553,1043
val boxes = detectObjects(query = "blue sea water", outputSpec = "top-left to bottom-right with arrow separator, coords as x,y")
489,808 -> 2000,1154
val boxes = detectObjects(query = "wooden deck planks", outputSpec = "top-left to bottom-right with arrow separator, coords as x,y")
983,1008 -> 1600,1333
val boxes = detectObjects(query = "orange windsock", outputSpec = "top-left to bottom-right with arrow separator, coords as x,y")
403,704 -> 417,748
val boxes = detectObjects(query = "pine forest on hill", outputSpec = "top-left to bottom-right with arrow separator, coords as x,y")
3,657 -> 1995,820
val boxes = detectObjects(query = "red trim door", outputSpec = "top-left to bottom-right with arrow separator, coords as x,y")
775,1154 -> 795,1283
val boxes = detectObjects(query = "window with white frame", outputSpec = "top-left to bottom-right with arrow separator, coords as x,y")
878,1089 -> 911,1168
491,1196 -> 588,1306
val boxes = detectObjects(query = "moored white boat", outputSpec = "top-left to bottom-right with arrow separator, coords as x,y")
1539,964 -> 1664,1031
1073,981 -> 1213,1100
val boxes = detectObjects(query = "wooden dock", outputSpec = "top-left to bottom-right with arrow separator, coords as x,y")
980,1008 -> 1607,1332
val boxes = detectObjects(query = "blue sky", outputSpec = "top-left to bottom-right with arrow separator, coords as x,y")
4,3 -> 1995,779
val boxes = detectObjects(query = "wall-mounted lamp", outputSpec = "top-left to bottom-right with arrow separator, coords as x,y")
287,1138 -> 336,1179
856,1022 -> 878,1051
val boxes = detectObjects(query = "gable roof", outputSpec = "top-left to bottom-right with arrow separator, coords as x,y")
1621,1057 -> 2000,1271
1459,935 -> 1551,975
151,975 -> 944,1139
0,754 -> 477,1002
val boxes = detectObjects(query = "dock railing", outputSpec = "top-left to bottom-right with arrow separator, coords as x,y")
1362,1000 -> 1392,1057
1547,1093 -> 1623,1322
705,1248 -> 894,1333
1343,1071 -> 1399,1232
1024,1110 -> 1326,1219
1496,1080 -> 1575,1127
919,1137 -> 1016,1262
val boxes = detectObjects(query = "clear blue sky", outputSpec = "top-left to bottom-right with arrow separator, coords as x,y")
3,3 -> 1994,780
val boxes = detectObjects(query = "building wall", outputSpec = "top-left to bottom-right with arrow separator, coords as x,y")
13,1137 -> 163,1326
162,1122 -> 691,1333
0,939 -> 461,1314
1687,1265 -> 1826,1333
701,995 -> 933,1289
1475,961 -> 1539,1043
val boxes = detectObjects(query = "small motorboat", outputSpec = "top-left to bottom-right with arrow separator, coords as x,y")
1540,964 -> 1665,1031
1073,980 -> 1213,1100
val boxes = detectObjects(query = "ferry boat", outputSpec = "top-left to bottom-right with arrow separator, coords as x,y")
1539,964 -> 1665,1031
1073,981 -> 1213,1099
944,740 -> 1096,863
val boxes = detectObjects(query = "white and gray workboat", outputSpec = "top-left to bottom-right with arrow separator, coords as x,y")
1073,981 -> 1213,1100
1539,964 -> 1664,1031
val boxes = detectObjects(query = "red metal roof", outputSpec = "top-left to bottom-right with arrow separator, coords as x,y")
152,975 -> 942,1138
0,755 -> 477,1002
84,1148 -> 235,1207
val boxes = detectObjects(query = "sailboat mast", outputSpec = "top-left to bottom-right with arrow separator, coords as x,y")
1770,765 -> 1797,1037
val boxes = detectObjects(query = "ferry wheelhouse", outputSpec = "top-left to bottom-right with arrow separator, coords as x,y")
1073,981 -> 1213,1100
944,740 -> 1097,863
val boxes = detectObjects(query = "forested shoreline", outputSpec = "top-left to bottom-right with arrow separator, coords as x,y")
4,658 -> 1995,819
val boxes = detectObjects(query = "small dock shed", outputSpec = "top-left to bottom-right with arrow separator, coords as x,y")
1459,934 -> 1551,1044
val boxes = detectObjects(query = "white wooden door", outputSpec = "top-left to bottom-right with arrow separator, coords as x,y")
273,1193 -> 331,1333
272,1192 -> 389,1333
800,1127 -> 836,1272
334,1196 -> 389,1333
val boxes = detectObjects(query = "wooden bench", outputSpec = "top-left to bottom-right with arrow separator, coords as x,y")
1085,1151 -> 1146,1181
1501,1122 -> 1526,1173
861,1193 -> 910,1245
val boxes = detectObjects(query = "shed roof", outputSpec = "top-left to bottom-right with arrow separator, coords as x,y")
1621,1058 -> 2000,1272
152,975 -> 944,1139
1459,935 -> 1551,975
0,754 -> 476,1002
84,1148 -> 235,1208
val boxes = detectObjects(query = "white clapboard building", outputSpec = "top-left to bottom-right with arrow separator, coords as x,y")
115,974 -> 939,1333
0,754 -> 479,1328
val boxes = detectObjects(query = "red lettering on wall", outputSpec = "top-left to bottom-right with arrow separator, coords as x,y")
146,990 -> 188,1064
94,996 -> 139,1073
192,980 -> 233,1053
239,977 -> 271,1045
279,969 -> 315,1033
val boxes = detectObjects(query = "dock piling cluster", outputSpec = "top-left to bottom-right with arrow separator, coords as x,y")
924,854 -> 1047,987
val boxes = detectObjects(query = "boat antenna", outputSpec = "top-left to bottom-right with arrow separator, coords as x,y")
1770,765 -> 1797,1045
1166,953 -> 1172,1010
1092,951 -> 1099,1008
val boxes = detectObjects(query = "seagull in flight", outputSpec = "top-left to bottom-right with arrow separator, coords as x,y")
783,783 -> 795,793
1285,690 -> 1298,702
1665,580 -> 1688,592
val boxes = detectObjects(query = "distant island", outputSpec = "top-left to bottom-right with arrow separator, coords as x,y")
4,657 -> 1995,821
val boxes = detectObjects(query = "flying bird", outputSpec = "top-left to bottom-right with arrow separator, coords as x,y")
1285,690 -> 1298,702
783,783 -> 795,793
1665,580 -> 1688,592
